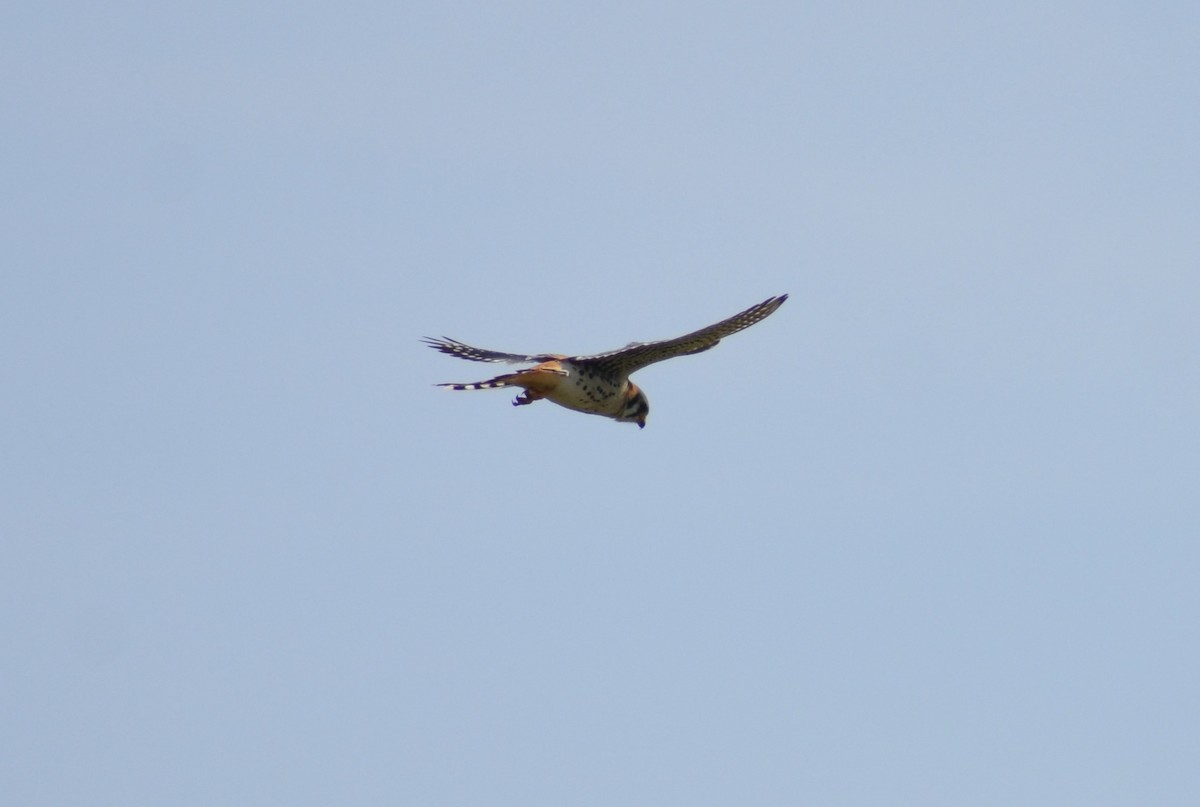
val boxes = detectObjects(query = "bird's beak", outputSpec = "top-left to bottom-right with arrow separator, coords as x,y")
638,418 -> 646,429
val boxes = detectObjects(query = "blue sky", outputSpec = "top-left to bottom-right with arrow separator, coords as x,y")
3,2 -> 1198,804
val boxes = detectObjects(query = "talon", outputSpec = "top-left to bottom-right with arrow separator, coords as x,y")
511,389 -> 542,407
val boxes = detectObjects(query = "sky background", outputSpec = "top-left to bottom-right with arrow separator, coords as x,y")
3,2 -> 1199,804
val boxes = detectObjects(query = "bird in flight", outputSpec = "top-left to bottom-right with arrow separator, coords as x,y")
423,294 -> 787,429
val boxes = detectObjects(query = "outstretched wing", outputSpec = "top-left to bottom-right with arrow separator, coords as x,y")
573,294 -> 788,376
422,336 -> 563,365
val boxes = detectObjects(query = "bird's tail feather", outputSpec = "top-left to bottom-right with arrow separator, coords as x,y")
435,373 -> 521,391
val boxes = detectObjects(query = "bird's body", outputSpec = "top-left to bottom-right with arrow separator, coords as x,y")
438,359 -> 637,417
424,294 -> 787,428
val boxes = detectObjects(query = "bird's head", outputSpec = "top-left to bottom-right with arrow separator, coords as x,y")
619,385 -> 650,429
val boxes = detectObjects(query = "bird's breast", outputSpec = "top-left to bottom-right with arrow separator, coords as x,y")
546,364 -> 627,415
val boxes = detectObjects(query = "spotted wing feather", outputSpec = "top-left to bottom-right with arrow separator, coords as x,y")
422,337 -> 562,364
572,294 -> 787,376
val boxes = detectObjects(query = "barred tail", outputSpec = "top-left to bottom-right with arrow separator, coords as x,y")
435,372 -> 521,391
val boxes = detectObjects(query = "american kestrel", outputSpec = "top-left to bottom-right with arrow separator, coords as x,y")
424,294 -> 787,428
